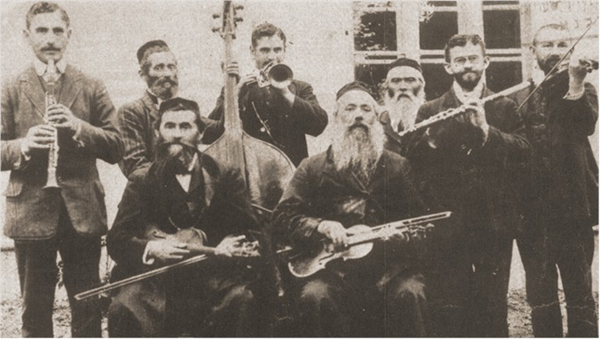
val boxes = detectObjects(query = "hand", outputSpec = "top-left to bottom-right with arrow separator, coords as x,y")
463,100 -> 489,142
317,220 -> 348,250
379,226 -> 410,244
45,104 -> 81,133
214,235 -> 249,258
146,239 -> 190,263
22,124 -> 56,156
568,57 -> 592,92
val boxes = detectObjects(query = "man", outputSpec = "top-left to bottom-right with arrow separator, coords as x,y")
379,57 -> 427,155
118,40 -> 218,180
107,98 -> 264,337
207,23 -> 328,166
273,82 -> 428,337
1,2 -> 122,337
406,34 -> 530,337
511,24 -> 598,337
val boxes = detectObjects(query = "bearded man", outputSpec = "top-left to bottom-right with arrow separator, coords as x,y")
118,40 -> 217,180
405,34 -> 531,337
273,82 -> 428,337
379,57 -> 426,155
107,98 -> 264,337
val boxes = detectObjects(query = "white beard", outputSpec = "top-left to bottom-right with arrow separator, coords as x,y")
331,120 -> 385,181
384,93 -> 424,131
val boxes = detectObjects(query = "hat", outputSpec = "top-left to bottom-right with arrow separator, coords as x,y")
336,81 -> 374,100
137,40 -> 169,64
159,97 -> 200,115
388,57 -> 422,73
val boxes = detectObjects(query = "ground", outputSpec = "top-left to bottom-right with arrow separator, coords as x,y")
1,245 -> 596,337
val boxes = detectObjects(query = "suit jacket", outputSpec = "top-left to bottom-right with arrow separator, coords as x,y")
273,148 -> 426,273
206,79 -> 328,166
510,80 -> 598,227
406,87 -> 531,236
379,110 -> 410,156
1,65 -> 122,240
107,153 -> 258,273
118,91 -> 220,180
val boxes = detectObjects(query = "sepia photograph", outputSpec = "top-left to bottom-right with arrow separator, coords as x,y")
1,0 -> 598,337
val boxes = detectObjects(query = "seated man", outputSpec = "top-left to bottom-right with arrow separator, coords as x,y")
273,82 -> 429,337
107,98 -> 263,337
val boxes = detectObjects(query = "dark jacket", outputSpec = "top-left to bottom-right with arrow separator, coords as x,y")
1,65 -> 123,239
406,87 -> 531,237
107,153 -> 258,273
117,91 -> 220,180
379,110 -> 410,156
206,80 -> 328,166
510,79 -> 598,227
273,148 -> 426,272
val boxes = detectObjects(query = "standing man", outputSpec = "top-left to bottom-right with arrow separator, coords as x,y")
1,2 -> 122,337
118,40 -> 218,180
107,98 -> 263,337
512,23 -> 598,337
207,23 -> 328,166
406,34 -> 530,336
273,82 -> 428,337
379,57 -> 427,155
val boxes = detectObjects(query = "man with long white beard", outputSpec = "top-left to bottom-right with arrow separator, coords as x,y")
379,57 -> 426,155
273,82 -> 428,337
406,34 -> 530,337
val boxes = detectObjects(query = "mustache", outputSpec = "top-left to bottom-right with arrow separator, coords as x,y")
154,76 -> 178,87
348,122 -> 369,131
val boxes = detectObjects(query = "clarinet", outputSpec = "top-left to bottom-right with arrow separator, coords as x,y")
43,60 -> 59,189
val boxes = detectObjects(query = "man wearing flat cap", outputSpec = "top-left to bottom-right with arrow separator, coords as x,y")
107,98 -> 264,337
273,82 -> 429,336
379,57 -> 427,155
118,40 -> 218,180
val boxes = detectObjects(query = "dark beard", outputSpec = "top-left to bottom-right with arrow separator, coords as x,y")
539,55 -> 561,75
454,71 -> 482,91
155,139 -> 197,175
148,76 -> 179,100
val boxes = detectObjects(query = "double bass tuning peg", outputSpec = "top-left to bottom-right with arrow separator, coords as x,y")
212,27 -> 221,33
212,13 -> 220,19
234,5 -> 244,10
235,17 -> 243,23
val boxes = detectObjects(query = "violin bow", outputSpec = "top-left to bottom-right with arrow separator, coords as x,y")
517,16 -> 599,111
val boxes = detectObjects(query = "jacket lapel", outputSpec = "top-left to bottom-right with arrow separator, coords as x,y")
379,111 -> 404,147
59,65 -> 82,109
142,91 -> 159,122
21,67 -> 46,118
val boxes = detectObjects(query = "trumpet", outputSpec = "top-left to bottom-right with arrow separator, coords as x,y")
43,60 -> 59,189
255,62 -> 293,89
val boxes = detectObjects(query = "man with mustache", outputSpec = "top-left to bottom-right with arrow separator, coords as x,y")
118,40 -> 217,180
273,82 -> 428,336
207,23 -> 328,166
1,2 -> 123,336
379,57 -> 427,155
405,34 -> 530,336
510,23 -> 598,337
107,98 -> 263,337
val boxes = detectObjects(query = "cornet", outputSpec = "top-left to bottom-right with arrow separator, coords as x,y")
255,62 -> 293,89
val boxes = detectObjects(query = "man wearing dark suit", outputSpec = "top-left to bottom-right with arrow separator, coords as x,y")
107,98 -> 263,337
406,34 -> 530,337
1,2 -> 122,337
207,23 -> 328,166
511,23 -> 598,337
378,57 -> 427,156
273,82 -> 428,337
118,40 -> 218,180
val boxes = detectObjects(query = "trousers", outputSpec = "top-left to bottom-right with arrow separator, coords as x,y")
518,213 -> 598,337
14,200 -> 102,337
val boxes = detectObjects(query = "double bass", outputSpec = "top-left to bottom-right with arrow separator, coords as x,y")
205,1 -> 295,216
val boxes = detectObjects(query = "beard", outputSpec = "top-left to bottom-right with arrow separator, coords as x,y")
331,119 -> 385,182
148,75 -> 179,100
454,70 -> 483,91
155,137 -> 197,175
384,87 -> 424,131
538,55 -> 562,75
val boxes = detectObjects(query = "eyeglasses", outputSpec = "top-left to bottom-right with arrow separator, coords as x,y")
453,55 -> 481,66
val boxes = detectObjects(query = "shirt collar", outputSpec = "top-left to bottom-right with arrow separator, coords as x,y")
452,77 -> 486,104
34,58 -> 67,77
146,89 -> 178,108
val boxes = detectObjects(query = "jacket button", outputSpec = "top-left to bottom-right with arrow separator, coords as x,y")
461,144 -> 467,150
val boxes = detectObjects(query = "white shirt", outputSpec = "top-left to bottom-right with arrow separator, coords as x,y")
34,58 -> 67,81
